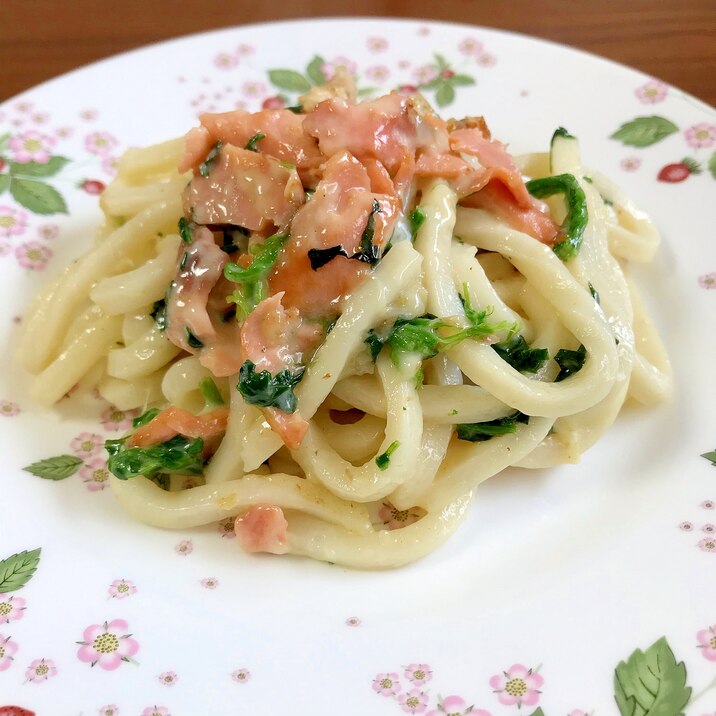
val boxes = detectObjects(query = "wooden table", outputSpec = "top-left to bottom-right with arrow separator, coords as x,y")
2,0 -> 715,107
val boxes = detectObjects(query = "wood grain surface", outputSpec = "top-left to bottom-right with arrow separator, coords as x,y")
1,0 -> 715,107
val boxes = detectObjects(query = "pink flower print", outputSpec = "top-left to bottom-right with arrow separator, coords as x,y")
476,53 -> 497,68
236,43 -> 255,56
635,79 -> 668,104
399,688 -> 429,714
175,539 -> 193,556
15,241 -> 52,270
0,240 -> 10,256
0,633 -> 19,671
378,502 -> 425,530
417,26 -> 431,36
80,109 -> 98,121
703,500 -> 715,510
232,668 -> 251,683
32,112 -> 49,124
37,222 -> 60,240
489,664 -> 543,707
367,36 -> 389,52
102,155 -> 119,176
398,60 -> 411,70
620,157 -> 642,172
98,706 -> 119,716
71,432 -> 105,458
322,56 -> 358,80
242,81 -> 267,99
56,126 -> 74,138
698,537 -> 716,552
345,616 -> 361,627
108,579 -> 137,600
697,625 -> 716,660
76,619 -> 139,669
85,131 -> 118,156
0,595 -> 26,623
458,37 -> 484,56
8,130 -> 56,163
15,101 -> 33,113
79,459 -> 111,491
404,663 -> 432,686
158,670 -> 178,686
25,657 -> 57,682
200,577 -> 219,589
426,695 -> 486,716
214,52 -> 239,69
366,65 -> 390,82
703,523 -> 716,534
685,123 -> 716,149
699,273 -> 716,289
217,516 -> 236,538
372,672 -> 402,697
413,65 -> 438,85
0,204 -> 29,238
679,521 -> 694,531
142,708 -> 170,716
0,400 -> 21,417
101,406 -> 137,431
568,711 -> 589,716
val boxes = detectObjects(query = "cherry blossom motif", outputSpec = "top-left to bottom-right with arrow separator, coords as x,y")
399,688 -> 429,714
76,619 -> 139,669
679,521 -> 694,531
141,707 -> 170,716
79,109 -> 98,121
85,131 -> 119,156
56,126 -> 74,138
345,616 -> 361,627
231,668 -> 251,683
372,672 -> 402,697
698,537 -> 716,552
236,43 -> 255,56
242,81 -> 267,98
71,432 -> 105,458
489,664 -> 543,707
476,53 -> 497,68
0,399 -> 21,417
703,524 -> 716,534
98,706 -> 119,716
685,123 -> 716,149
697,625 -> 716,660
8,130 -> 56,163
37,223 -> 60,240
15,101 -> 33,113
102,155 -> 119,176
413,65 -> 438,84
79,459 -> 111,491
426,695 -> 488,716
0,633 -> 19,671
417,26 -> 431,36
404,663 -> 432,686
200,577 -> 219,589
378,502 -> 425,530
620,157 -> 642,172
158,670 -> 178,686
175,539 -> 193,556
31,112 -> 49,124
100,406 -> 137,431
214,52 -> 239,69
635,79 -> 668,104
25,657 -> 58,682
366,65 -> 391,82
703,500 -> 715,510
321,56 -> 358,80
0,204 -> 29,238
108,579 -> 137,600
458,37 -> 484,56
0,594 -> 26,623
15,241 -> 52,270
367,36 -> 389,52
398,60 -> 411,70
217,516 -> 237,538
698,273 -> 716,289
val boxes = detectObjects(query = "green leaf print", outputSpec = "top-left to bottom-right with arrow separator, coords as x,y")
610,116 -> 679,147
9,178 -> 67,215
0,548 -> 41,592
23,454 -> 83,480
268,69 -> 312,93
614,636 -> 691,716
450,74 -> 476,86
306,55 -> 327,85
435,82 -> 455,107
528,709 -> 545,716
0,174 -> 9,195
708,151 -> 716,180
8,156 -> 70,178
701,449 -> 716,466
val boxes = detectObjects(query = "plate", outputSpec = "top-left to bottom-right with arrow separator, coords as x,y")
2,18 -> 716,716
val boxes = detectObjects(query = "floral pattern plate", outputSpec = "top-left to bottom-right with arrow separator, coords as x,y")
1,18 -> 716,716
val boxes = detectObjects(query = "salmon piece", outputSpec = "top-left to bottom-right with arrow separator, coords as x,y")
234,505 -> 289,554
179,126 -> 214,173
269,151 -> 398,316
183,145 -> 304,232
461,181 -> 559,244
128,407 -> 230,448
165,226 -> 228,353
264,407 -> 309,450
447,115 -> 491,137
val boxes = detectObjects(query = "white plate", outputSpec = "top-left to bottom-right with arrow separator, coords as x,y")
2,18 -> 716,716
